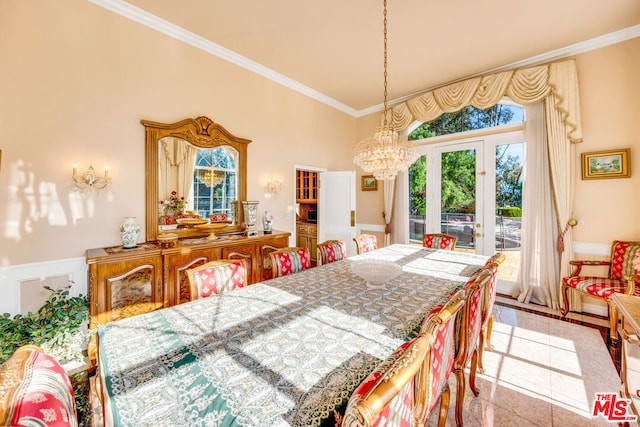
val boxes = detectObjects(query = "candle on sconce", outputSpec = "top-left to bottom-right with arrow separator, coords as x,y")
105,166 -> 109,178
73,164 -> 77,178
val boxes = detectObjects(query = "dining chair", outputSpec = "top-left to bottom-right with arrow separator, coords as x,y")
0,345 -> 77,427
317,240 -> 347,266
422,233 -> 457,250
453,268 -> 493,427
561,240 -> 640,341
269,247 -> 311,278
186,259 -> 248,300
477,252 -> 506,374
342,290 -> 466,427
353,234 -> 378,254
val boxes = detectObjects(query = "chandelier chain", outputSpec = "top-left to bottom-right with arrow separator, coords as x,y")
382,0 -> 388,127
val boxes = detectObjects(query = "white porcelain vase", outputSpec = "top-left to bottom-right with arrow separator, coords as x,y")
120,217 -> 141,248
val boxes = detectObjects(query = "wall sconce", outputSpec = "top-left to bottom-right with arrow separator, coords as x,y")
72,164 -> 111,189
264,178 -> 283,198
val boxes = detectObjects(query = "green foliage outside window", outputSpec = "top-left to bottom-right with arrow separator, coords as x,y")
408,104 -> 522,217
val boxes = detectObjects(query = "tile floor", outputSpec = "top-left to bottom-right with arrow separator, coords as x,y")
426,301 -> 625,426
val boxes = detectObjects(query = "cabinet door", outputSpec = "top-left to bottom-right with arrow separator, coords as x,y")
309,236 -> 318,263
222,244 -> 256,283
93,256 -> 163,326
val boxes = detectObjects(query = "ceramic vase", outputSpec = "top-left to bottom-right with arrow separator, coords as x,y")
262,211 -> 273,234
120,217 -> 141,248
242,201 -> 259,237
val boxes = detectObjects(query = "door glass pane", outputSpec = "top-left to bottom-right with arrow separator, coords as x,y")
441,149 -> 476,252
408,155 -> 427,241
495,142 -> 523,282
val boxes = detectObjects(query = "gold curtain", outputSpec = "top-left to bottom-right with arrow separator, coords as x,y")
385,58 -> 583,311
384,59 -> 582,144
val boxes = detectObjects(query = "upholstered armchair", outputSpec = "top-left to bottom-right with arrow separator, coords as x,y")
561,240 -> 640,341
0,345 -> 77,427
353,234 -> 378,254
453,268 -> 493,426
269,247 -> 311,278
422,233 -> 457,250
317,240 -> 347,265
342,290 -> 465,427
186,259 -> 248,300
478,252 -> 506,374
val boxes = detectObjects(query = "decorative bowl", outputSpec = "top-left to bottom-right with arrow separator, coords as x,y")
195,222 -> 230,240
350,259 -> 402,289
177,218 -> 209,226
157,232 -> 178,248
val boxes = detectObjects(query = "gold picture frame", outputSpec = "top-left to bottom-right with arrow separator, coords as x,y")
581,148 -> 631,180
361,175 -> 377,191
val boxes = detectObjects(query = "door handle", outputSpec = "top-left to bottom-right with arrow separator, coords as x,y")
351,211 -> 355,227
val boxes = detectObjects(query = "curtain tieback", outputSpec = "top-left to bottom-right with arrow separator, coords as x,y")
383,211 -> 391,235
557,218 -> 578,252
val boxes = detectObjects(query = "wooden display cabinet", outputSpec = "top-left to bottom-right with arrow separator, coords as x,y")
297,223 -> 318,263
86,244 -> 163,328
87,231 -> 291,326
296,170 -> 318,202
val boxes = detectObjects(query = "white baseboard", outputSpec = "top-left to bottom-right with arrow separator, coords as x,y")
581,301 -> 608,317
0,258 -> 87,316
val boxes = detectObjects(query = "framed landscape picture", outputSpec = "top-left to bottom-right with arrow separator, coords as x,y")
581,148 -> 630,180
361,175 -> 377,191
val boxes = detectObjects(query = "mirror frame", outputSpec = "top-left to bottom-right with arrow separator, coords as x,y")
142,116 -> 251,242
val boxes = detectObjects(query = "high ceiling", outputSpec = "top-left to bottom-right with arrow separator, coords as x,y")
98,0 -> 640,116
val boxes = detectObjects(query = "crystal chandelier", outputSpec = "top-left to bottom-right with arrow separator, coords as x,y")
353,0 -> 418,181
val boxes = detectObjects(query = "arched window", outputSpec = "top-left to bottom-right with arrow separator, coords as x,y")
193,147 -> 238,217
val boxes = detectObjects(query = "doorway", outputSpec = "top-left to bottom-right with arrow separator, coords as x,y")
409,130 -> 524,291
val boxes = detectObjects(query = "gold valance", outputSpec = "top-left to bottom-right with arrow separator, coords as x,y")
385,59 -> 582,143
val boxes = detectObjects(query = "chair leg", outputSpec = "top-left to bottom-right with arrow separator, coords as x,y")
485,315 -> 494,352
436,382 -> 450,427
455,368 -> 465,427
478,328 -> 486,374
608,301 -> 619,342
469,349 -> 480,397
560,283 -> 571,316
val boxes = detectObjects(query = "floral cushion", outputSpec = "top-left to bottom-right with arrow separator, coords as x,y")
354,235 -> 378,254
317,240 -> 347,265
563,276 -> 640,299
209,213 -> 228,223
422,234 -> 456,250
0,345 -> 77,427
189,260 -> 247,299
270,248 -> 311,277
610,241 -> 640,281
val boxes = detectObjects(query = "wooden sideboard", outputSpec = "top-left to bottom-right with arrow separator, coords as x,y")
86,231 -> 290,327
612,293 -> 640,422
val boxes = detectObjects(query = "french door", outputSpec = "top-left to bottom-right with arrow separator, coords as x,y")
414,130 -> 523,260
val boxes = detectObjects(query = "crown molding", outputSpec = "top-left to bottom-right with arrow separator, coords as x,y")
89,1 -> 640,118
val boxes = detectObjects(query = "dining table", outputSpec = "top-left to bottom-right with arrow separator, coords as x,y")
96,244 -> 490,426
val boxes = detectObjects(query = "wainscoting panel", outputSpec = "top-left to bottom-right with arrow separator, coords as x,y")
0,257 -> 87,316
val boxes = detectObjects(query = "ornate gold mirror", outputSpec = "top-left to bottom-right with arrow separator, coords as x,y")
143,116 -> 251,242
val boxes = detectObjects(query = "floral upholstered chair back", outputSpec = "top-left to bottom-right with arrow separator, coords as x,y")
561,239 -> 640,342
422,233 -> 457,250
186,259 -> 248,300
353,234 -> 378,255
453,268 -> 493,426
269,247 -> 311,278
342,291 -> 465,427
317,240 -> 347,266
0,345 -> 77,427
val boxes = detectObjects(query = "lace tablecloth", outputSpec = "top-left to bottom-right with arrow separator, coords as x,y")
98,244 -> 488,426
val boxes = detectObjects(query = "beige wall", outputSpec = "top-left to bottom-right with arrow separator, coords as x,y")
0,0 -> 357,266
1,0 -> 638,270
573,37 -> 640,246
